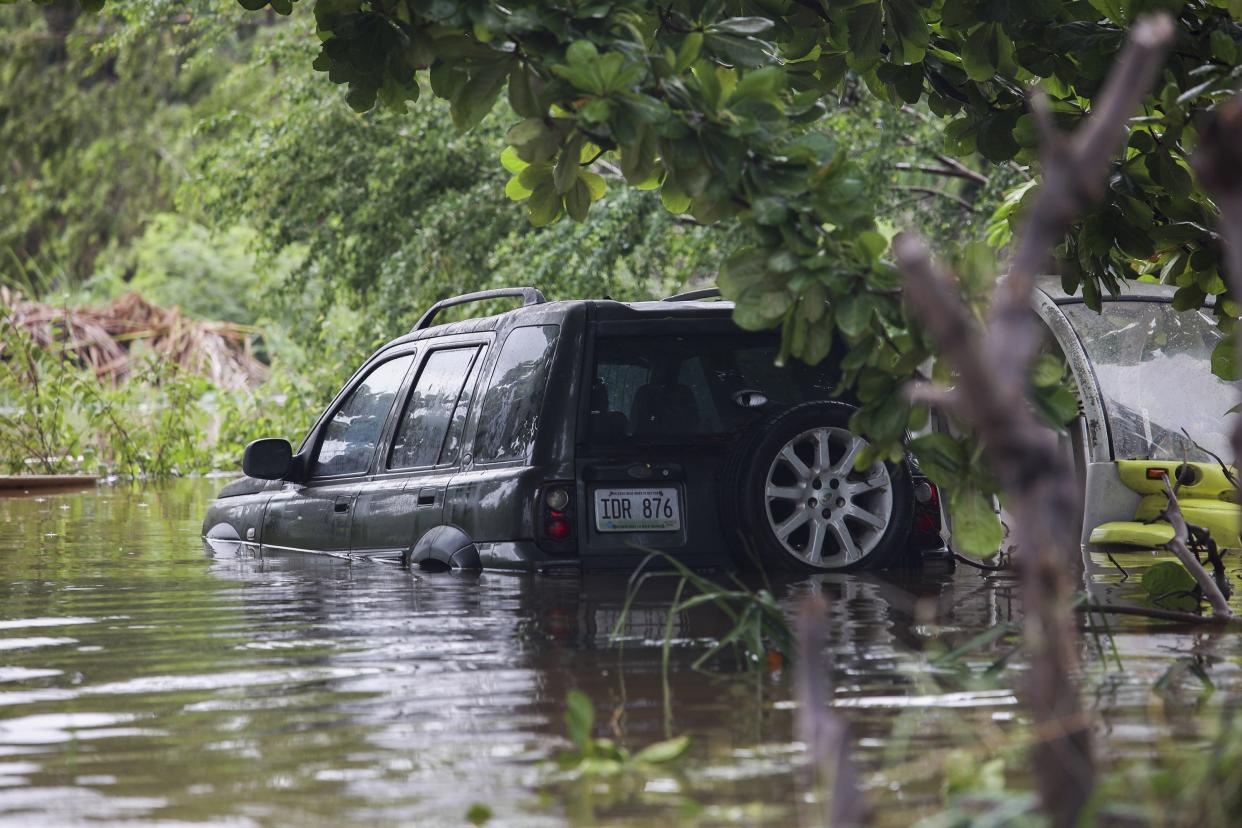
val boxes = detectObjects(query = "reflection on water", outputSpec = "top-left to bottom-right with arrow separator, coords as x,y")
0,481 -> 1239,826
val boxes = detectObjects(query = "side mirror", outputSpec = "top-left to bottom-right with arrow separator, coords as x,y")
243,438 -> 293,480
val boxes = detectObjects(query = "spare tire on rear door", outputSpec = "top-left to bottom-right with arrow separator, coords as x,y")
719,401 -> 913,571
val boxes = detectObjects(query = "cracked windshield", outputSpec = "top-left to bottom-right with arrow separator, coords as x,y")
4,2 -> 1242,827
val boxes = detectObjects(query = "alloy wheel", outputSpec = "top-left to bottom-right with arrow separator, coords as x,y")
763,426 -> 893,568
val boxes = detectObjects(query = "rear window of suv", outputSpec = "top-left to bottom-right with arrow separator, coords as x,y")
588,333 -> 839,443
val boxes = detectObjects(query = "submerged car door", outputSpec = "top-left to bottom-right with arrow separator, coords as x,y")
261,352 -> 416,555
349,342 -> 488,559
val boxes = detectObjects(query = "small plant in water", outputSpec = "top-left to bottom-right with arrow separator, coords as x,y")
612,550 -> 795,673
556,689 -> 690,777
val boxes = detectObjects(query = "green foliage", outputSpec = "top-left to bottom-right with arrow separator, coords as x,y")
1141,560 -> 1199,611
0,2 -> 242,294
0,318 -> 212,477
612,550 -> 794,672
556,689 -> 691,777
81,217 -> 297,328
909,432 -> 1004,557
948,486 -> 1004,559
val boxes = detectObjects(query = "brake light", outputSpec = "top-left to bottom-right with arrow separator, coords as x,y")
546,514 -> 571,540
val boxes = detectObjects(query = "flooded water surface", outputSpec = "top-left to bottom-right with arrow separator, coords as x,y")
1,481 -> 1240,826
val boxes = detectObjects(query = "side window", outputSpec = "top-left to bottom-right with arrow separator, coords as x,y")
439,348 -> 487,466
388,347 -> 478,470
313,355 -> 414,478
474,325 -> 559,464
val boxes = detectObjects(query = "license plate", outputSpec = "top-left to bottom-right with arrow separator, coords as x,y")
593,487 -> 681,532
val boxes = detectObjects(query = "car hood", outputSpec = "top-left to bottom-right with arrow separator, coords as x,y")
216,476 -> 283,498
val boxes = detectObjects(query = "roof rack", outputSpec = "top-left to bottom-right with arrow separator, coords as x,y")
411,287 -> 547,332
662,288 -> 722,302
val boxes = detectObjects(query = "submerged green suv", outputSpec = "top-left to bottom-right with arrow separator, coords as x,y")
203,288 -> 940,572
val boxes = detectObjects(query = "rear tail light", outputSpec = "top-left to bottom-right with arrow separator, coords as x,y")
539,484 -> 575,544
546,514 -> 571,539
913,480 -> 941,539
545,487 -> 570,510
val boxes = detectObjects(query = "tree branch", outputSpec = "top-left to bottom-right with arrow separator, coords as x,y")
895,162 -> 989,185
895,185 -> 977,212
1161,476 -> 1232,617
893,15 -> 1175,828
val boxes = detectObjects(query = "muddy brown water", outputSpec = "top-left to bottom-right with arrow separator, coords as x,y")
1,480 -> 1239,826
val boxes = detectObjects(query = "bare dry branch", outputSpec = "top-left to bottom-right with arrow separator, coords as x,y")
1162,477 -> 1232,617
794,594 -> 870,828
895,15 -> 1176,828
895,161 -> 989,185
894,185 -> 977,212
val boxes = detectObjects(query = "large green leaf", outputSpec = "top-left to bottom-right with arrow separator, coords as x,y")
883,0 -> 929,65
847,3 -> 883,69
949,487 -> 1003,558
1141,561 -> 1198,611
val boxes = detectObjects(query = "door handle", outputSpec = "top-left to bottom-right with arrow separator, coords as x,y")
417,494 -> 436,507
334,502 -> 350,513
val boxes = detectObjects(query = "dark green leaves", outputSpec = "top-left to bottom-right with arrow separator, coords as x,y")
883,0 -> 929,65
847,3 -> 883,69
909,433 -> 968,489
962,23 -> 1011,82
551,40 -> 646,96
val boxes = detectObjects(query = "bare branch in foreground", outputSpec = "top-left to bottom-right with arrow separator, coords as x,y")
1162,477 -> 1232,617
895,15 -> 1175,828
794,594 -> 870,828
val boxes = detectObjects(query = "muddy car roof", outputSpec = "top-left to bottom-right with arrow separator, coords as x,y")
383,295 -> 737,348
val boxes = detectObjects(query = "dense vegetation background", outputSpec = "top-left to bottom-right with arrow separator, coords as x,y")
0,0 -> 1008,475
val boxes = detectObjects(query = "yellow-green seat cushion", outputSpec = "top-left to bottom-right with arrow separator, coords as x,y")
1089,521 -> 1176,547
